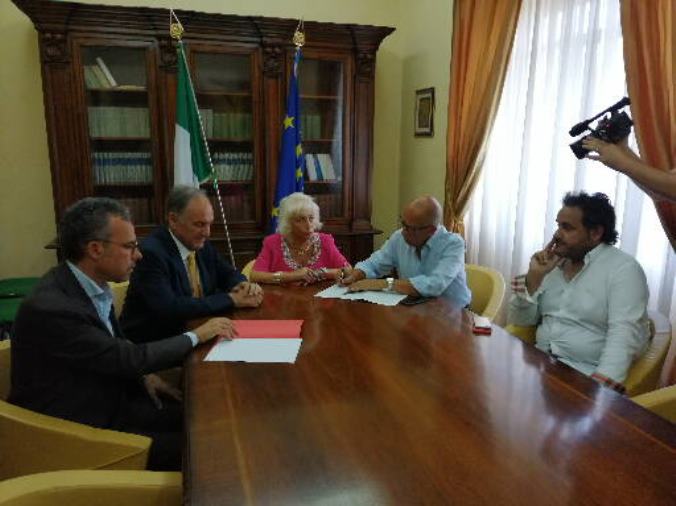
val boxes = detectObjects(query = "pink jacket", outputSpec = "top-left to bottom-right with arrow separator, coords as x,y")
253,233 -> 349,272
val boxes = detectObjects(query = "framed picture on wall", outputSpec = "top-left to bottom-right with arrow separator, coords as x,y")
414,87 -> 434,137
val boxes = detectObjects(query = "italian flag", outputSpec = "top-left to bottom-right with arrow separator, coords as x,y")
174,41 -> 211,187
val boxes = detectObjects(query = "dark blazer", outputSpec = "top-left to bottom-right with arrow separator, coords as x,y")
120,226 -> 245,343
8,263 -> 193,430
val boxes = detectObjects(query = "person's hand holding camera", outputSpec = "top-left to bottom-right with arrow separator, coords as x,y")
582,136 -> 638,172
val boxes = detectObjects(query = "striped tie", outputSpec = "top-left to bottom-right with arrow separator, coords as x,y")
186,252 -> 203,297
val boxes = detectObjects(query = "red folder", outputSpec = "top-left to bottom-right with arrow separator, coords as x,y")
233,320 -> 303,339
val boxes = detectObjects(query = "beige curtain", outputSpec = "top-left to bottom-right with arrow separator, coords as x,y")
621,0 -> 676,247
443,0 -> 523,234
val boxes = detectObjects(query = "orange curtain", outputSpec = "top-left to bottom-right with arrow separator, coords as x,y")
444,0 -> 522,234
621,0 -> 676,247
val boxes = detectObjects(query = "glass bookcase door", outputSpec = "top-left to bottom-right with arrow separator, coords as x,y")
299,57 -> 345,219
82,46 -> 156,225
192,51 -> 256,224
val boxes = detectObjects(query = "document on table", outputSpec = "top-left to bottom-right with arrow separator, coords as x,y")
204,320 -> 303,363
314,284 -> 407,307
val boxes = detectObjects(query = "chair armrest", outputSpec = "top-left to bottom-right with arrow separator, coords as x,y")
631,385 -> 676,424
504,324 -> 537,345
0,470 -> 181,505
0,400 -> 151,480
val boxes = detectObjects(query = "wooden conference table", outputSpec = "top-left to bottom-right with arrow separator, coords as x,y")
184,285 -> 675,505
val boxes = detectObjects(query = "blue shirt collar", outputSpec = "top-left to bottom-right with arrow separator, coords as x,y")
67,261 -> 110,297
66,261 -> 114,336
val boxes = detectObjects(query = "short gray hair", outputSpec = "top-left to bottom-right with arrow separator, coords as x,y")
59,197 -> 131,262
277,192 -> 322,236
167,185 -> 208,216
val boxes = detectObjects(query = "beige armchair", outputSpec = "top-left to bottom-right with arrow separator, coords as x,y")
0,470 -> 181,506
108,281 -> 130,319
0,340 -> 151,480
465,264 -> 506,320
241,260 -> 255,281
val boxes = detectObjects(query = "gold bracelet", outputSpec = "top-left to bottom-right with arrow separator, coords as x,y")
273,271 -> 282,284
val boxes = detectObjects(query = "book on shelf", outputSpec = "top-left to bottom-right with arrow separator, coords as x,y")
301,113 -> 322,139
211,152 -> 254,181
211,112 -> 252,139
95,57 -> 118,87
317,154 -> 335,180
83,66 -> 100,89
87,65 -> 112,89
92,152 -> 152,184
199,109 -> 214,137
88,107 -> 150,137
304,153 -> 337,181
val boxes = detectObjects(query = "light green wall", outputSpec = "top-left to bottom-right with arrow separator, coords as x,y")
1,0 -> 453,275
397,0 -> 453,214
0,2 -> 57,278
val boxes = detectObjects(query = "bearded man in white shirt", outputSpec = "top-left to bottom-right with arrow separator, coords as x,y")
508,191 -> 650,393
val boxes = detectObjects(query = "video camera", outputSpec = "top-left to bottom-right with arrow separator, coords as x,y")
569,97 -> 633,159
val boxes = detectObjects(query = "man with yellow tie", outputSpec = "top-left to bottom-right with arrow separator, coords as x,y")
121,186 -> 263,343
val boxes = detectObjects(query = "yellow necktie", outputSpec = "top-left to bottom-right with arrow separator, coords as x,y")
186,252 -> 203,297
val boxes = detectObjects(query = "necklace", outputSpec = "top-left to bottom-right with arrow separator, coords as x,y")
282,234 -> 321,269
290,240 -> 312,255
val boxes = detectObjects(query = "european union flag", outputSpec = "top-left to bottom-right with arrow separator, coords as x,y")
270,47 -> 305,232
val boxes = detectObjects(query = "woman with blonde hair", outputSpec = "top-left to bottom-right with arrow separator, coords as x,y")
250,192 -> 349,285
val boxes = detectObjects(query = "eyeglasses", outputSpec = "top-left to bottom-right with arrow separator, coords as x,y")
400,220 -> 434,232
102,240 -> 140,252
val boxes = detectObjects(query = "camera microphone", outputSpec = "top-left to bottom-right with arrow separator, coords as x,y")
568,98 -> 630,137
569,121 -> 590,137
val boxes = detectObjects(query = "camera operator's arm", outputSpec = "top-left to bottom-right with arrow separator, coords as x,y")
583,137 -> 676,202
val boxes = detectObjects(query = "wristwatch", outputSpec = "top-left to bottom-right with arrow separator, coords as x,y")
273,271 -> 283,284
385,277 -> 394,292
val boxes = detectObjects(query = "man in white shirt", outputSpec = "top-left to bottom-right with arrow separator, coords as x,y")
508,191 -> 650,392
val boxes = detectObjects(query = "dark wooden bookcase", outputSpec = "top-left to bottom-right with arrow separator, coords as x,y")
13,0 -> 394,267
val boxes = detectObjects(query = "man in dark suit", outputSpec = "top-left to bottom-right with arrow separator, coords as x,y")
121,186 -> 263,343
9,197 -> 235,471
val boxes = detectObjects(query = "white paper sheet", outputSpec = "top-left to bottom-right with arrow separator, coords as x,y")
204,338 -> 303,363
314,284 -> 407,307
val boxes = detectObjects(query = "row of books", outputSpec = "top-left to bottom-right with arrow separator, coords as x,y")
92,152 -> 152,184
301,114 -> 323,139
83,57 -> 119,89
199,109 -> 252,139
88,107 -> 150,138
211,152 -> 254,181
304,153 -> 339,181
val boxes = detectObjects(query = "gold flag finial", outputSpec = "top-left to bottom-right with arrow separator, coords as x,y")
169,9 -> 184,40
293,19 -> 305,47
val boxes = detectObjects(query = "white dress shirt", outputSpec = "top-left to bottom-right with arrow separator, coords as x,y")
508,243 -> 650,383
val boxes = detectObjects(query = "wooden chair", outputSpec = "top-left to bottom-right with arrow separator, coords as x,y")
0,470 -> 181,506
465,264 -> 505,320
0,340 -> 151,480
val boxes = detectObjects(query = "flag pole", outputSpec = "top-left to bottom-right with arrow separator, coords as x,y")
170,10 -> 237,268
